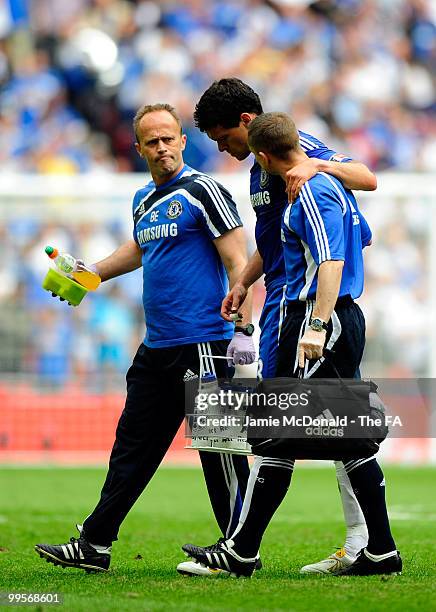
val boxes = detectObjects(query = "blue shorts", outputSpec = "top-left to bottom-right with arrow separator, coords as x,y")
258,284 -> 286,379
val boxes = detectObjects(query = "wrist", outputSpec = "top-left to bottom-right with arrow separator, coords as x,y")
309,317 -> 328,332
236,278 -> 250,293
311,314 -> 327,322
235,323 -> 255,337
315,159 -> 329,172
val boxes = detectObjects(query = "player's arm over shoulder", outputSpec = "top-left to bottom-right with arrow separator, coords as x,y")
298,131 -> 377,192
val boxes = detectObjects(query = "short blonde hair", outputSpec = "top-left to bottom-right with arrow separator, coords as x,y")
133,103 -> 182,142
248,112 -> 301,160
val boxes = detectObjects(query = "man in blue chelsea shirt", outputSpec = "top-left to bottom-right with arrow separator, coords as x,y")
34,103 -> 257,576
187,79 -> 376,575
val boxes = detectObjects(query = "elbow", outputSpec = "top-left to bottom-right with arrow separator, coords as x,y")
224,256 -> 247,276
348,165 -> 377,191
366,172 -> 377,191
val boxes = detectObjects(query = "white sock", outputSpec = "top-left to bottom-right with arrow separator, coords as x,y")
89,542 -> 112,554
364,549 -> 397,562
344,525 -> 369,559
335,461 -> 368,557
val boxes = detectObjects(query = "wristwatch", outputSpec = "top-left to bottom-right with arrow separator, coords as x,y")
235,323 -> 255,337
309,318 -> 328,332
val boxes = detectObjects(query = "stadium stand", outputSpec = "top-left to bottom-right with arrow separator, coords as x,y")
0,0 -> 434,174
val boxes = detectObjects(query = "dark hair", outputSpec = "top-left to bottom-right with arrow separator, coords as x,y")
248,112 -> 300,160
194,78 -> 263,132
133,103 -> 182,142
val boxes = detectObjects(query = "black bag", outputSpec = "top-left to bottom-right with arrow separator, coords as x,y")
247,374 -> 388,460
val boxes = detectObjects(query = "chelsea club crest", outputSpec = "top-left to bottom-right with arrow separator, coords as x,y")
260,169 -> 269,188
166,200 -> 183,219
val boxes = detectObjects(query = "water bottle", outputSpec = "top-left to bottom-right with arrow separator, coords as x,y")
45,246 -> 101,291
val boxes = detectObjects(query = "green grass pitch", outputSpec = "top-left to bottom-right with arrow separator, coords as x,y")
0,465 -> 435,611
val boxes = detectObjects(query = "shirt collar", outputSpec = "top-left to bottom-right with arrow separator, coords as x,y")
154,164 -> 189,190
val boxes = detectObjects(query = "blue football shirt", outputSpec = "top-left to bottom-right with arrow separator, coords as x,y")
250,130 -> 357,292
132,165 -> 241,348
281,172 -> 370,301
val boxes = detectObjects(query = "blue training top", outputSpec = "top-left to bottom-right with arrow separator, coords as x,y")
132,164 -> 241,348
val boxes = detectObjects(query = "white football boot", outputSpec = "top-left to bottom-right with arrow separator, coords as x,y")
300,547 -> 355,575
177,560 -> 225,576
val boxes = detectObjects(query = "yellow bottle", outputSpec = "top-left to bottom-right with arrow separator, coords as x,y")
45,246 -> 101,291
72,269 -> 101,291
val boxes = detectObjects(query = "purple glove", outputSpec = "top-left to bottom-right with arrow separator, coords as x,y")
227,332 -> 256,366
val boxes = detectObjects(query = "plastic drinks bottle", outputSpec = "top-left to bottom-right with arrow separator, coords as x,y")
45,246 -> 101,291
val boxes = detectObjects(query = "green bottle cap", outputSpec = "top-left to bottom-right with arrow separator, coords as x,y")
45,246 -> 54,256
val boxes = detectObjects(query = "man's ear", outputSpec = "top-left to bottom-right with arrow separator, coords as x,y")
258,151 -> 270,169
135,142 -> 142,157
240,112 -> 254,127
181,134 -> 187,151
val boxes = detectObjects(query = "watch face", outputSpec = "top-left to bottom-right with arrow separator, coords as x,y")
245,323 -> 255,336
310,319 -> 325,332
235,323 -> 255,336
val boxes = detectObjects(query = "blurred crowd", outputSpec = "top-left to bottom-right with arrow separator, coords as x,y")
358,194 -> 429,378
0,219 -> 145,387
0,0 -> 434,174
